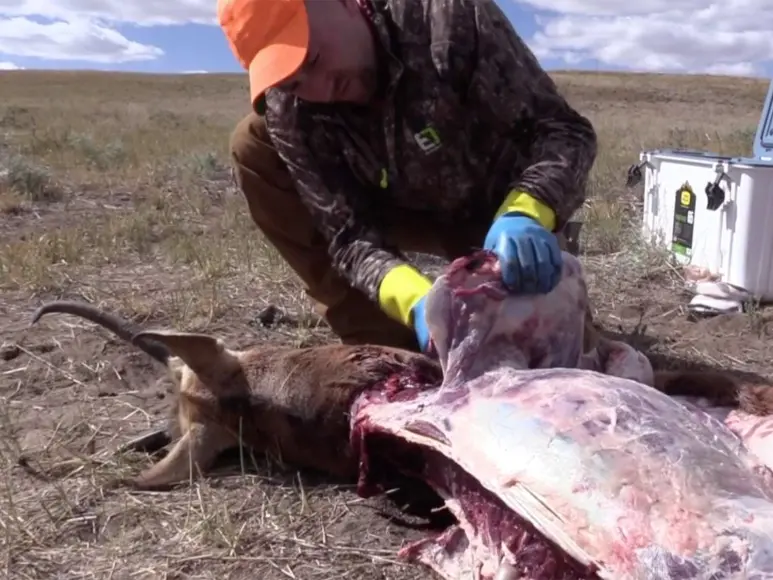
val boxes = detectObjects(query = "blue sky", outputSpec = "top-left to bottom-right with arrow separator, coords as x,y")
0,1 -> 770,77
0,3 -> 574,74
0,21 -> 237,73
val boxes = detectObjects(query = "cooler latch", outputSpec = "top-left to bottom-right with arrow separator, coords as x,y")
704,171 -> 727,211
625,162 -> 645,188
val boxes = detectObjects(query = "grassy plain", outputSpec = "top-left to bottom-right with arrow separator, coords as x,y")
1,69 -> 772,578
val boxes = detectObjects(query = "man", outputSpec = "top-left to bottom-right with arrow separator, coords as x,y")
218,0 -> 598,354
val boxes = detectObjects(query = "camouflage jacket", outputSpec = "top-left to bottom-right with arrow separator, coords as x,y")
264,0 -> 598,303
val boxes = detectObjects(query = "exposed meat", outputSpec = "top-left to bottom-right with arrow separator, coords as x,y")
351,250 -> 773,579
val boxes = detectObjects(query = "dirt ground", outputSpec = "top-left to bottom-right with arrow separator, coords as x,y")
1,69 -> 773,579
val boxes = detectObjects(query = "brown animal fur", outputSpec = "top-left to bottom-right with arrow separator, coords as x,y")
26,300 -> 773,490
582,316 -> 773,416
652,369 -> 773,416
27,301 -> 442,490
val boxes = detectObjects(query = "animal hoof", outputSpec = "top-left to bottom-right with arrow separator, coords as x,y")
117,429 -> 171,455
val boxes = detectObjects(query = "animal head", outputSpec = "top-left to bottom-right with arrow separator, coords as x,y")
28,302 -> 263,489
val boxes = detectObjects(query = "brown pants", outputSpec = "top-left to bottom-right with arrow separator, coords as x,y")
229,111 -> 597,352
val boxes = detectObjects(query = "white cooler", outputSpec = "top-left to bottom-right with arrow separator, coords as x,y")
627,78 -> 773,310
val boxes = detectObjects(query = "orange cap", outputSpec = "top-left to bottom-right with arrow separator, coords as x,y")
217,0 -> 310,111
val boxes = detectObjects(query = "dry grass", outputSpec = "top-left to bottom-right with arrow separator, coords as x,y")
1,68 -> 773,579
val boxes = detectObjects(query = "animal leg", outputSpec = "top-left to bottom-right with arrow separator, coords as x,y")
130,422 -> 235,490
579,337 -> 655,386
653,370 -> 773,415
116,428 -> 171,455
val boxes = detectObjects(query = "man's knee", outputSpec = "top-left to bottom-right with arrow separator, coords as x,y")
229,112 -> 294,192
229,111 -> 267,163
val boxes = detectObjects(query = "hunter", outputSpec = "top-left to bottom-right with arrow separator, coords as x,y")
218,0 -> 598,354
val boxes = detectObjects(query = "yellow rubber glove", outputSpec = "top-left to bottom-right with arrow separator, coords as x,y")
493,190 -> 556,230
378,264 -> 433,351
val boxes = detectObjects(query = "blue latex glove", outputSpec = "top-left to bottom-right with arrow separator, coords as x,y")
410,295 -> 432,354
483,213 -> 563,294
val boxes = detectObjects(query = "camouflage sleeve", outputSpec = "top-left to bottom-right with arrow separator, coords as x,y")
263,91 -> 407,303
441,0 -> 598,230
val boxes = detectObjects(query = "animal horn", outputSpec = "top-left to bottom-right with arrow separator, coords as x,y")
31,300 -> 170,364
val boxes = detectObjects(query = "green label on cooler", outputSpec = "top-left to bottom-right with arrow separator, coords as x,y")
672,182 -> 695,257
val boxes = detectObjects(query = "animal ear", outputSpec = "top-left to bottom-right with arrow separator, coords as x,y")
131,330 -> 238,380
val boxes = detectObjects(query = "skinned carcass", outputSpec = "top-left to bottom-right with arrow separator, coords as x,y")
26,254 -> 773,578
351,250 -> 773,579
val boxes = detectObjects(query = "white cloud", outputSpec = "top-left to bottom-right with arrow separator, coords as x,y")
0,0 -> 214,26
0,16 -> 162,63
0,60 -> 21,69
0,0 -> 767,75
0,0 -> 202,65
520,0 -> 773,76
